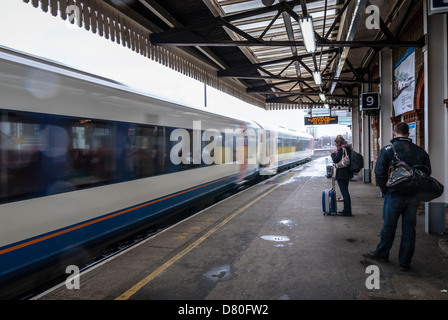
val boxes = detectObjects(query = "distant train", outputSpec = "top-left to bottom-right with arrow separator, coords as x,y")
0,46 -> 313,298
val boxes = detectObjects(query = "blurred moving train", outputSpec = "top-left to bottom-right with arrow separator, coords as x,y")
0,46 -> 313,298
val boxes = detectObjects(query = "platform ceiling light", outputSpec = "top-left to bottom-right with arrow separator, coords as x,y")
319,93 -> 326,102
299,16 -> 316,53
313,71 -> 322,86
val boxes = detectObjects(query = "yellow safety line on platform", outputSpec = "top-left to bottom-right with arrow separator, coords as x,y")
115,183 -> 283,300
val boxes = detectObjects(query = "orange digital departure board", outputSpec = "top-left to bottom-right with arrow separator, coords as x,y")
304,116 -> 338,125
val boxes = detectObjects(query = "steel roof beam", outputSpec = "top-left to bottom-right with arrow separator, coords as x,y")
257,48 -> 339,67
324,0 -> 352,39
218,48 -> 339,79
222,0 -> 303,22
217,17 -> 263,43
150,33 -> 424,48
254,91 -> 358,99
265,98 -> 349,106
137,0 -> 228,70
257,10 -> 283,40
281,9 -> 301,78
217,73 -> 379,84
365,0 -> 395,41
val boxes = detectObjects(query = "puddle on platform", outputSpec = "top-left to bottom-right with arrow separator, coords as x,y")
260,235 -> 290,242
204,265 -> 231,282
278,219 -> 294,227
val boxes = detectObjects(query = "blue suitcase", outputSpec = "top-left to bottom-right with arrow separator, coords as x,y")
322,178 -> 337,216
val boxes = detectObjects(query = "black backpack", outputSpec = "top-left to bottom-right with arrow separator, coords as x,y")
350,149 -> 364,174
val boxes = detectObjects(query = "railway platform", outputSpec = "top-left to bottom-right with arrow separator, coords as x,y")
35,157 -> 448,301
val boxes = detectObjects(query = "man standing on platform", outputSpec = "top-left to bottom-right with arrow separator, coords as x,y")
365,122 -> 431,271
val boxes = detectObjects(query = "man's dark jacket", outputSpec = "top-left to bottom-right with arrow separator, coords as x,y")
374,137 -> 431,195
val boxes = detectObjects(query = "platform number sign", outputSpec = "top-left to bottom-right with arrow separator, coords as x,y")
360,92 -> 380,111
428,0 -> 448,15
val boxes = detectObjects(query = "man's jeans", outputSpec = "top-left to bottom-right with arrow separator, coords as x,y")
375,192 -> 421,266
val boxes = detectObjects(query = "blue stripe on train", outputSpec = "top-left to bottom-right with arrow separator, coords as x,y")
0,174 -> 238,283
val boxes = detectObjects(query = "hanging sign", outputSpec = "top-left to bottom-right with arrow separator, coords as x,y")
428,0 -> 448,15
304,116 -> 338,125
360,92 -> 381,110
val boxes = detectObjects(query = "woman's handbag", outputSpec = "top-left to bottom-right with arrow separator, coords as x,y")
335,147 -> 350,169
386,144 -> 444,201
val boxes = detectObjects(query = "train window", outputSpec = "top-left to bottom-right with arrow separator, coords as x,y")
0,113 -> 48,202
125,124 -> 169,178
0,109 -> 188,204
275,135 -> 311,154
298,138 -> 310,151
70,119 -> 117,187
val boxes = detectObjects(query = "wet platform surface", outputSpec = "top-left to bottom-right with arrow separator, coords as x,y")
36,157 -> 448,300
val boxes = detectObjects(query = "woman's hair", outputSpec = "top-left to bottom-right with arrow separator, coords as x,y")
334,135 -> 347,147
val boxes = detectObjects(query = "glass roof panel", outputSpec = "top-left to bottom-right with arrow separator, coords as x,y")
213,0 -> 344,106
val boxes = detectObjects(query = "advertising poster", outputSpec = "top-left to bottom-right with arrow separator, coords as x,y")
393,47 -> 415,116
408,122 -> 416,144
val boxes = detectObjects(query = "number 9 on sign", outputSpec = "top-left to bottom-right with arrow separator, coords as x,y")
360,92 -> 380,111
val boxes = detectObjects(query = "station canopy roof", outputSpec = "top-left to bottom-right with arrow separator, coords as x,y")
24,0 -> 424,110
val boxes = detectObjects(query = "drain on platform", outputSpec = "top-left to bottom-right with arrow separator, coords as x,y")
261,235 -> 290,242
278,219 -> 294,227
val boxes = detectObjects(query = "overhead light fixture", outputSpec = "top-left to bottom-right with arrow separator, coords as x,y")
299,16 -> 316,53
319,93 -> 326,102
313,71 -> 322,85
324,103 -> 330,109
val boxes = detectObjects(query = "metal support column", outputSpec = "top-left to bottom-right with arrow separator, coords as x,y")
379,48 -> 393,148
361,84 -> 371,183
352,87 -> 360,153
423,4 -> 448,234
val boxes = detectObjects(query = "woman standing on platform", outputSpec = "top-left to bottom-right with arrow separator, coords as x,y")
330,135 -> 353,216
